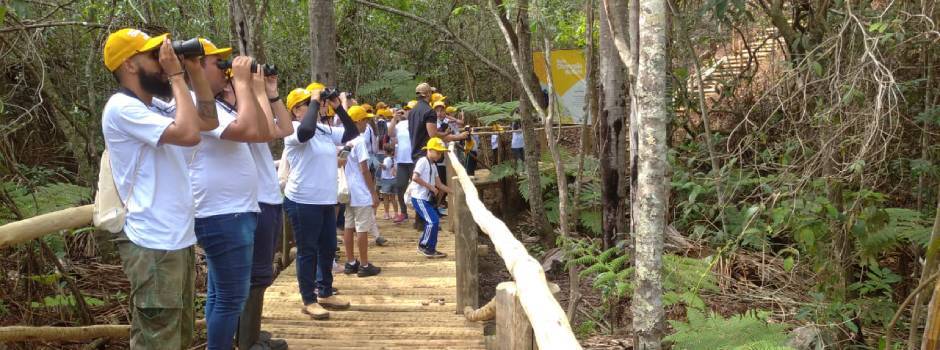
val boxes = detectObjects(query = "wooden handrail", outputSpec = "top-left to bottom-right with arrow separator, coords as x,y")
0,204 -> 94,248
446,145 -> 582,350
0,320 -> 206,342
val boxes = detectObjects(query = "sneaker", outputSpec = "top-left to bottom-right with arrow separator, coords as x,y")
438,207 -> 448,216
393,213 -> 405,223
357,263 -> 381,277
375,236 -> 389,246
257,331 -> 288,350
384,213 -> 391,220
419,248 -> 447,259
344,260 -> 360,274
318,295 -> 350,310
301,303 -> 329,319
332,261 -> 344,274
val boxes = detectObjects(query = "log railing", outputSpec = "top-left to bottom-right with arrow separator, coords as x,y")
446,145 -> 582,350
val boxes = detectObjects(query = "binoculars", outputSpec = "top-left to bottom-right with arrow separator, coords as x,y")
320,88 -> 340,101
171,38 -> 204,58
215,60 -> 278,77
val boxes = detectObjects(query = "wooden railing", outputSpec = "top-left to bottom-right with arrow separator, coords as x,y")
445,145 -> 582,350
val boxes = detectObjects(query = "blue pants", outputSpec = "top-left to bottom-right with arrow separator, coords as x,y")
250,203 -> 282,288
195,212 -> 257,350
412,198 -> 440,251
283,198 -> 337,305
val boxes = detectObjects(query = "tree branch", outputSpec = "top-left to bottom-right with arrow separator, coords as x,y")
353,0 -> 515,82
0,21 -> 107,34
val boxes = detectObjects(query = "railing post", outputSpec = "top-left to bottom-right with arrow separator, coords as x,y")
454,177 -> 479,313
495,282 -> 533,350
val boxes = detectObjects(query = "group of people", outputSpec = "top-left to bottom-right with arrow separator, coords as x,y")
100,28 -> 471,350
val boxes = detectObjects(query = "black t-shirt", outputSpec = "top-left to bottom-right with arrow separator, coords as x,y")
409,99 -> 437,161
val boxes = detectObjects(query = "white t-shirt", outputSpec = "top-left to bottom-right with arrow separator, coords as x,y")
411,156 -> 437,201
511,130 -> 524,149
101,92 -> 196,250
250,142 -> 282,205
284,121 -> 345,204
189,101 -> 260,218
491,135 -> 498,149
344,136 -> 373,207
394,121 -> 412,164
381,157 -> 395,179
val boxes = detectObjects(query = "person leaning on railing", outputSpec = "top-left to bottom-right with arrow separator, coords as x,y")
101,28 -> 217,349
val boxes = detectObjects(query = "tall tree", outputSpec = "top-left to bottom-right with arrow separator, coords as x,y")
597,0 -> 629,249
230,0 -> 267,60
309,0 -> 337,85
632,0 -> 668,347
490,0 -> 554,242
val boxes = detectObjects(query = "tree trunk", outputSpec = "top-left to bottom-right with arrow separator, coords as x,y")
597,4 -> 629,250
632,0 -> 668,348
230,0 -> 267,61
911,182 -> 940,348
922,271 -> 940,350
512,0 -> 554,243
309,0 -> 337,85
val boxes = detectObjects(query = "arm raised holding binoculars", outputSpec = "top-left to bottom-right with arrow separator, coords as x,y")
157,39 -> 202,146
183,51 -> 218,132
257,73 -> 294,140
219,56 -> 269,142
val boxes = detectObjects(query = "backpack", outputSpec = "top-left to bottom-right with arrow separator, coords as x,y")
92,149 -> 142,233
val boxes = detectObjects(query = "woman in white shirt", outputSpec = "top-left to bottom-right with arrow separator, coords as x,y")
281,87 -> 358,320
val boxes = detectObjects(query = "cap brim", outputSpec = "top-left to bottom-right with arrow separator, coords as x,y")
422,146 -> 448,151
138,33 -> 169,53
206,47 -> 232,60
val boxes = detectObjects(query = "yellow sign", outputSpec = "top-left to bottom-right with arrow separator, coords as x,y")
533,50 -> 587,123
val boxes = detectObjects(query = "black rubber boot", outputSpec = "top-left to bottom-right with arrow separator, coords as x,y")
237,287 -> 264,350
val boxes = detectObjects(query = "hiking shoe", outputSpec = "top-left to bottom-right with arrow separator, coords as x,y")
344,260 -> 360,274
257,331 -> 288,350
419,248 -> 447,259
318,295 -> 350,310
357,263 -> 382,277
375,236 -> 389,246
301,303 -> 329,319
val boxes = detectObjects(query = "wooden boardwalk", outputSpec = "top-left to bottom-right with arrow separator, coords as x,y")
260,209 -> 487,349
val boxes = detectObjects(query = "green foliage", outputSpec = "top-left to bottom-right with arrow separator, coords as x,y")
573,319 -> 598,338
30,295 -> 105,309
356,69 -> 424,103
1,182 -> 91,224
454,101 -> 520,125
665,309 -> 792,350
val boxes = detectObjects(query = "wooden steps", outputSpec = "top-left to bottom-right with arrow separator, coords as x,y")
260,208 -> 486,349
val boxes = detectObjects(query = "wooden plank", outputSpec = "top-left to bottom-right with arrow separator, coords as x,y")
454,177 -> 480,313
0,205 -> 93,248
495,282 -> 533,350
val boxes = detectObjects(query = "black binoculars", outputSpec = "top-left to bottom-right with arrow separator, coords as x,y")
319,88 -> 340,101
215,60 -> 278,77
171,38 -> 204,58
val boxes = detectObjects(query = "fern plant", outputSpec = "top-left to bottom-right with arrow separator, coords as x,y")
356,69 -> 424,102
454,101 -> 519,125
665,309 -> 792,350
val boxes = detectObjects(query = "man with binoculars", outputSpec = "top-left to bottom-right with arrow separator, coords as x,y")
101,28 -> 217,349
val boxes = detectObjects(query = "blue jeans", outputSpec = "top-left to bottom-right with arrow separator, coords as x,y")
283,198 -> 337,305
195,212 -> 257,350
251,203 -> 282,288
412,198 -> 440,251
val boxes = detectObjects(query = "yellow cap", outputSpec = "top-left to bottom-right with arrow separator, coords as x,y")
286,88 -> 312,110
422,137 -> 448,152
348,105 -> 371,122
431,93 -> 447,103
445,106 -> 457,114
306,82 -> 326,92
432,101 -> 446,109
406,100 -> 418,110
361,103 -> 373,113
378,108 -> 393,118
103,28 -> 168,72
376,102 -> 388,110
199,38 -> 232,59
